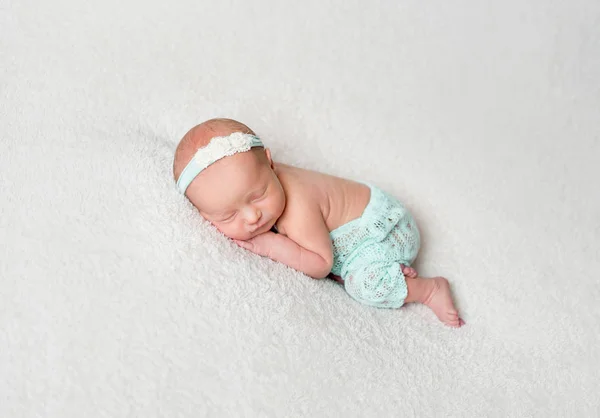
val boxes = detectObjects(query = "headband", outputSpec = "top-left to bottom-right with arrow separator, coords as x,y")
176,132 -> 264,194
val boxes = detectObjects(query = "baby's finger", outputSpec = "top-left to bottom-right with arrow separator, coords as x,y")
234,239 -> 252,250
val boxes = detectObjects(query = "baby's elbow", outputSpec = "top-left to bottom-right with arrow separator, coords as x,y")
299,247 -> 333,279
310,271 -> 329,280
311,257 -> 333,279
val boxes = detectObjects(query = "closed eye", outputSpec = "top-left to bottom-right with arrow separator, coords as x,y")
219,212 -> 237,223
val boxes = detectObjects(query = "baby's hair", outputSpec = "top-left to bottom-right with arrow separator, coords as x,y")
173,118 -> 256,181
204,118 -> 255,135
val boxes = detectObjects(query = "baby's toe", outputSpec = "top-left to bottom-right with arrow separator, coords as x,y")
401,265 -> 418,278
446,317 -> 460,327
444,311 -> 461,327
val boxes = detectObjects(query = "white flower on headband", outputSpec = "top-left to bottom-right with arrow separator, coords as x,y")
176,132 -> 264,194
192,132 -> 253,168
228,132 -> 247,149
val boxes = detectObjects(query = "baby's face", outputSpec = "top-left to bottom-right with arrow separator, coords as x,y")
186,148 -> 285,241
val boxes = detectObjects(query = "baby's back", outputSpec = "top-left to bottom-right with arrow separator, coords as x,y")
274,163 -> 371,233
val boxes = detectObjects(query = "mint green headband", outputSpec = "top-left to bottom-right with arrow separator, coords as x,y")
176,132 -> 264,194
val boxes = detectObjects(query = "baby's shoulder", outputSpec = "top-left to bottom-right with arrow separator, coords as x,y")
274,163 -> 327,194
276,161 -> 339,183
273,164 -> 329,233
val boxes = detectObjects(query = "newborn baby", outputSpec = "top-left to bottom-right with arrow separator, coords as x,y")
173,118 -> 464,327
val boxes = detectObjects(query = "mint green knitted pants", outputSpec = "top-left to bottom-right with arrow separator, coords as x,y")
329,184 -> 421,308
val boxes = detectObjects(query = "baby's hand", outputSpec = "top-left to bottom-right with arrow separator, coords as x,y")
401,264 -> 418,279
234,232 -> 279,258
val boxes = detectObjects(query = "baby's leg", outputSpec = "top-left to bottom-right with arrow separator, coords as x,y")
405,277 -> 464,327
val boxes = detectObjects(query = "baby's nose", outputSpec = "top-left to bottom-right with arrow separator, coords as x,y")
246,208 -> 262,224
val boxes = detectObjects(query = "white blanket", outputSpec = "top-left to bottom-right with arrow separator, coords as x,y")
2,0 -> 599,416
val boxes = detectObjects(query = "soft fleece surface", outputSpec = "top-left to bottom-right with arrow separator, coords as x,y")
2,0 -> 600,416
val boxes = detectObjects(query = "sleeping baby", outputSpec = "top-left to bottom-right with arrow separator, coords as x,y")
173,118 -> 464,327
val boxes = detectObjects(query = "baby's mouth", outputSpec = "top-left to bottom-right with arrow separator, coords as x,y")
251,219 -> 271,234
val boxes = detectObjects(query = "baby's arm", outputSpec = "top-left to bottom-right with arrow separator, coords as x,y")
236,231 -> 331,279
275,200 -> 333,278
235,197 -> 333,279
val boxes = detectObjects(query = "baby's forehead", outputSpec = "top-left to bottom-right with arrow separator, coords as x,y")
210,148 -> 265,173
188,150 -> 267,206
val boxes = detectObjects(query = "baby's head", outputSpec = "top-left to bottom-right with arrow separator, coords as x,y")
173,118 -> 286,241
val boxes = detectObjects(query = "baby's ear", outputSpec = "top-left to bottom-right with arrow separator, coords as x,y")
264,148 -> 274,168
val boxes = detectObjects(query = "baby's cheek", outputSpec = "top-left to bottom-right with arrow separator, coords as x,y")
220,222 -> 246,240
216,225 -> 234,239
268,194 -> 284,216
212,222 -> 230,236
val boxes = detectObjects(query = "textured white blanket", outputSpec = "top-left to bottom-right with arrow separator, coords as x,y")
2,0 -> 600,416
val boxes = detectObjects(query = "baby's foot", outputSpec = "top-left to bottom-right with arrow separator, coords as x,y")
401,264 -> 418,279
422,277 -> 464,328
